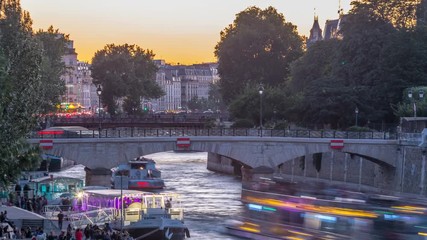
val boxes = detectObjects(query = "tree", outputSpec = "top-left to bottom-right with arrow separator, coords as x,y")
208,82 -> 224,112
215,6 -> 304,104
0,0 -> 46,188
289,40 -> 339,93
288,0 -> 427,128
228,84 -> 292,127
351,0 -> 420,30
417,0 -> 427,26
35,26 -> 67,113
91,44 -> 164,115
337,0 -> 427,124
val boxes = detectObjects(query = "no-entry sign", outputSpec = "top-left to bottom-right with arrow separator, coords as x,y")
39,139 -> 53,150
330,139 -> 344,150
176,137 -> 191,148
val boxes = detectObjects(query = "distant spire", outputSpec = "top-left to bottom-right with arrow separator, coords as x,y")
314,8 -> 318,21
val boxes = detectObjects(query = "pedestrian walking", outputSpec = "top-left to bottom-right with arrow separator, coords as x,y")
57,211 -> 64,230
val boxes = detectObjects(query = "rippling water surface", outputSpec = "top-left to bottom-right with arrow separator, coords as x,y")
60,151 -> 244,240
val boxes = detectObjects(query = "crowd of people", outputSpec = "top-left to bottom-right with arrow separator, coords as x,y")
14,195 -> 49,214
0,220 -> 134,240
1,201 -> 134,240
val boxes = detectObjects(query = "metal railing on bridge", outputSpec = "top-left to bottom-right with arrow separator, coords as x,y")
30,128 -> 398,139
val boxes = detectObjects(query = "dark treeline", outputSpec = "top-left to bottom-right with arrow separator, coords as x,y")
215,0 -> 427,130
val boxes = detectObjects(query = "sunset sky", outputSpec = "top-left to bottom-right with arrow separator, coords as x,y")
21,0 -> 351,65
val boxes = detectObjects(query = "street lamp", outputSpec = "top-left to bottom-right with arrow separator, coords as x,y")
408,89 -> 424,117
96,84 -> 102,135
259,83 -> 264,131
273,109 -> 277,123
355,107 -> 359,127
120,172 -> 124,231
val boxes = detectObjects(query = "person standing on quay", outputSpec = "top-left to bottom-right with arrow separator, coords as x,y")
75,228 -> 83,240
57,211 -> 64,230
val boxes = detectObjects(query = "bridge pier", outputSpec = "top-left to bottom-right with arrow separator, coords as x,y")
207,153 -> 242,176
241,166 -> 274,189
84,167 -> 112,187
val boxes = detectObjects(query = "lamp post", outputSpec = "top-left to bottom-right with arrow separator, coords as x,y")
96,84 -> 102,136
120,172 -> 124,231
355,107 -> 359,127
273,109 -> 277,124
259,83 -> 264,132
408,89 -> 424,117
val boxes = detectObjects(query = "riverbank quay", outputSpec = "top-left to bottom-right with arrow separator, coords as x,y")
0,204 -> 56,239
0,204 -> 135,240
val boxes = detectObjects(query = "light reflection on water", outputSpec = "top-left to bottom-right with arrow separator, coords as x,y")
60,151 -> 244,240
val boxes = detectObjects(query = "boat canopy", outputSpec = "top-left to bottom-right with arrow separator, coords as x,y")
30,175 -> 83,184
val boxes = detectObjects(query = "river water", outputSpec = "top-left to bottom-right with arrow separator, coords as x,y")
58,151 -> 244,240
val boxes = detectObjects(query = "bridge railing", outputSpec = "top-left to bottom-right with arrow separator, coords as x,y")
29,128 -> 398,139
399,132 -> 422,145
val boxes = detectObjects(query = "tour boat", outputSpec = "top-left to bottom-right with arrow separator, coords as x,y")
69,189 -> 190,240
16,174 -> 84,203
111,157 -> 165,190
226,179 -> 427,240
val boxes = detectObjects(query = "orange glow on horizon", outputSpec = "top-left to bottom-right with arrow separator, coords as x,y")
75,41 -> 218,65
21,0 -> 352,65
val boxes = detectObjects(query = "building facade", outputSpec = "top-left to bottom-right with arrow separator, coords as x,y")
61,39 -> 79,103
60,37 -> 96,115
76,61 -> 94,110
59,39 -> 219,114
151,61 -> 218,112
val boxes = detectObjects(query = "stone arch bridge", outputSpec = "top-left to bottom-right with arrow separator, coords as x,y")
28,137 -> 398,170
27,136 -> 405,192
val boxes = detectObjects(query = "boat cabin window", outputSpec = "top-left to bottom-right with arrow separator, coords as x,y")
130,162 -> 146,170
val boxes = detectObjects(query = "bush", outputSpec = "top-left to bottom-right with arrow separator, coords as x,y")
231,119 -> 254,128
274,120 -> 289,130
203,119 -> 216,128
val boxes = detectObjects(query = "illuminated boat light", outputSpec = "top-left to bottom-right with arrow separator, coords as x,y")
243,222 -> 258,227
392,205 -> 426,214
314,214 -> 337,222
287,230 -> 312,237
245,196 -> 377,218
248,203 -> 276,212
136,182 -> 149,187
239,226 -> 260,233
300,195 -> 316,200
239,222 -> 260,233
285,237 -> 304,240
384,214 -> 399,220
248,204 -> 263,211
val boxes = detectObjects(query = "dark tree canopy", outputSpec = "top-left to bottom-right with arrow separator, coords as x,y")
91,44 -> 164,115
288,0 -> 427,129
351,0 -> 421,30
35,26 -> 67,112
215,6 -> 304,104
0,0 -> 62,187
